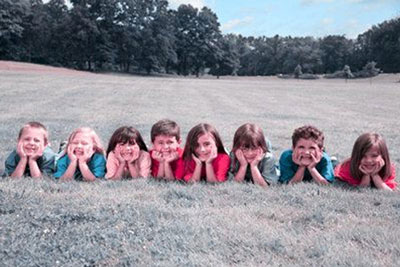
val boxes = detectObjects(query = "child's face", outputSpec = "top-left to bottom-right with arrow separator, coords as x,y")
360,146 -> 383,173
19,127 -> 46,156
70,132 -> 94,158
117,141 -> 140,160
152,135 -> 180,156
293,138 -> 322,165
195,133 -> 216,162
241,145 -> 262,163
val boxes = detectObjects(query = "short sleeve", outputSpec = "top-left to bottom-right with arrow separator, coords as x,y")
384,165 -> 397,189
3,150 -> 18,177
214,153 -> 230,182
40,147 -> 56,176
279,150 -> 296,184
317,153 -> 335,182
54,155 -> 69,179
105,152 -> 118,179
90,153 -> 106,178
260,152 -> 279,184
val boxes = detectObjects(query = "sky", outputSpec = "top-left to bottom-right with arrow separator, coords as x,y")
169,0 -> 400,38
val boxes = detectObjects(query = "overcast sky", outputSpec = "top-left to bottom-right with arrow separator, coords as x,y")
170,0 -> 400,38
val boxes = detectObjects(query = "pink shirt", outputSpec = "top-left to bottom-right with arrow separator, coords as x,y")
106,150 -> 151,179
335,160 -> 397,189
175,153 -> 230,182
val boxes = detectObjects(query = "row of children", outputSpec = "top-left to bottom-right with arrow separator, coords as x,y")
2,120 -> 397,191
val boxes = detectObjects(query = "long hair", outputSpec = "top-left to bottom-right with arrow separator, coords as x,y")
231,123 -> 268,166
182,123 -> 226,162
66,127 -> 105,156
106,126 -> 147,156
350,132 -> 392,180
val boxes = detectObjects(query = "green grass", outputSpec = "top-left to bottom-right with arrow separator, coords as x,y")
1,65 -> 400,266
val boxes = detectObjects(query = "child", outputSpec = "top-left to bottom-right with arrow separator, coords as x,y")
3,121 -> 56,178
105,126 -> 151,180
175,123 -> 230,183
279,125 -> 334,185
54,127 -> 106,181
150,119 -> 183,180
335,133 -> 396,191
228,123 -> 279,187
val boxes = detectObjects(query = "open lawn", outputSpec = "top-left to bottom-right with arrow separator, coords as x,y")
1,61 -> 400,266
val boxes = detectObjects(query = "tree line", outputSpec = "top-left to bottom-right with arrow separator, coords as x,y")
1,0 -> 399,76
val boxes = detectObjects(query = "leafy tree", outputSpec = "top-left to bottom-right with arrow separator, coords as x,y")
294,64 -> 302,78
0,0 -> 30,60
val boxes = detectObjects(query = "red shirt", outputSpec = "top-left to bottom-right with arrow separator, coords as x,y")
175,153 -> 230,182
149,147 -> 183,178
335,160 -> 397,189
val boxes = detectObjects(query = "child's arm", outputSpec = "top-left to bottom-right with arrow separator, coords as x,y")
151,151 -> 165,178
187,154 -> 202,182
59,146 -> 78,181
127,149 -> 141,178
205,147 -> 220,183
209,153 -> 230,183
163,151 -> 179,180
138,151 -> 151,178
249,149 -> 268,187
233,150 -> 248,183
308,153 -> 332,185
279,150 -> 302,184
371,159 -> 393,191
28,143 -> 46,178
11,142 -> 28,178
106,149 -> 126,180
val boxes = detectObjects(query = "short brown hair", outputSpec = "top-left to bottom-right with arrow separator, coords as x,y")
150,119 -> 180,142
18,121 -> 49,145
350,133 -> 392,180
292,125 -> 324,149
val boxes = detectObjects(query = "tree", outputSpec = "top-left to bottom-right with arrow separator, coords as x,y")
0,0 -> 30,60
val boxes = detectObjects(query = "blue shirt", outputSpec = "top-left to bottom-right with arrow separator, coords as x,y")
278,149 -> 334,183
54,153 -> 106,180
3,146 -> 56,177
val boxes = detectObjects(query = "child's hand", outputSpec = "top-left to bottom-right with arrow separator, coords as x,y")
67,145 -> 77,163
192,153 -> 202,166
164,151 -> 179,163
115,145 -> 126,163
128,149 -> 140,164
151,151 -> 164,163
16,141 -> 28,159
80,146 -> 94,163
371,158 -> 385,175
235,149 -> 247,166
250,148 -> 264,167
307,152 -> 321,169
292,150 -> 303,166
359,164 -> 371,175
206,146 -> 218,164
30,143 -> 44,161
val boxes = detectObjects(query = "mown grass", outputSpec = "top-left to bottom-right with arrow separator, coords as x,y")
1,65 -> 400,266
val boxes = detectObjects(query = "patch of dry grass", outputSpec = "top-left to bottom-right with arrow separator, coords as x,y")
1,63 -> 399,265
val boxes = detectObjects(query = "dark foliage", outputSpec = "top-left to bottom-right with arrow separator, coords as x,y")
0,1 -> 399,75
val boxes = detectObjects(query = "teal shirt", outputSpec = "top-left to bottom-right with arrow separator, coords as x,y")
3,146 -> 56,177
278,149 -> 334,183
228,151 -> 280,184
54,153 -> 106,180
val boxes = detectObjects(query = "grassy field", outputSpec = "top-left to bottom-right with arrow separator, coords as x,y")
1,62 -> 400,266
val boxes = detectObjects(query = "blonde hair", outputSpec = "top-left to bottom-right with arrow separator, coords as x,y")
18,121 -> 49,145
66,127 -> 105,155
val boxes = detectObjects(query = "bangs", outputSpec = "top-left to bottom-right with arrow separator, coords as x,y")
116,133 -> 138,145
